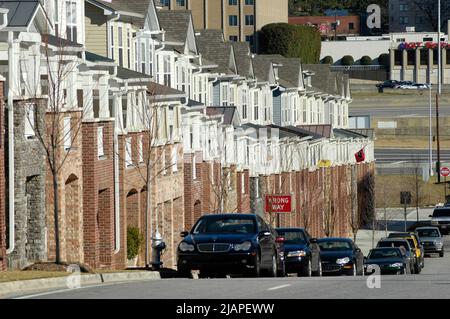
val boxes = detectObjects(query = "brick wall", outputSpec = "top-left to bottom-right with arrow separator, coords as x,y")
82,120 -> 116,269
184,151 -> 203,231
236,169 -> 251,214
0,81 -> 5,271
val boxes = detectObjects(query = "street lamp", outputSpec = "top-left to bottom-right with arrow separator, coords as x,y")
436,0 -> 442,182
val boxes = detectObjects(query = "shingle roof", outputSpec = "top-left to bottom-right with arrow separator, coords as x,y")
157,10 -> 191,47
206,107 -> 236,125
148,81 -> 186,97
42,34 -> 83,48
297,125 -> 332,138
270,125 -> 313,139
231,42 -> 253,78
0,0 -> 39,28
85,51 -> 115,63
302,64 -> 347,96
86,0 -> 145,27
334,128 -> 372,139
117,66 -> 151,80
252,55 -> 302,88
243,123 -> 297,139
196,30 -> 235,75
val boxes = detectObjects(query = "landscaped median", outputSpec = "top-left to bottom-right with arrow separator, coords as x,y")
0,270 -> 161,299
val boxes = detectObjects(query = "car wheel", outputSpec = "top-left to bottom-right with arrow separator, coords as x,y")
302,259 -> 312,277
352,263 -> 357,276
439,251 -> 444,258
177,266 -> 192,278
268,254 -> 277,277
414,263 -> 421,274
246,252 -> 261,278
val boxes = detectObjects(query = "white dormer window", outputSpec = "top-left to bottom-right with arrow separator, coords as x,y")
97,126 -> 104,158
63,116 -> 72,151
220,83 -> 229,106
241,88 -> 248,120
229,85 -> 236,106
253,90 -> 259,121
118,25 -> 123,66
110,25 -> 114,60
66,0 -> 77,43
25,103 -> 36,139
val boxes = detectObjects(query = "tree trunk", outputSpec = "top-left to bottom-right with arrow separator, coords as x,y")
52,170 -> 61,264
145,168 -> 152,268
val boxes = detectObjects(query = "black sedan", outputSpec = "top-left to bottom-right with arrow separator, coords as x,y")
317,238 -> 364,276
275,228 -> 321,277
177,214 -> 285,278
364,247 -> 412,275
376,80 -> 399,89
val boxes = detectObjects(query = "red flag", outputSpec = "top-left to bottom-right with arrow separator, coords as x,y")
355,148 -> 365,163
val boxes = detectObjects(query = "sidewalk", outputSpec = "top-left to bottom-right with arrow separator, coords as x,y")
0,271 -> 161,299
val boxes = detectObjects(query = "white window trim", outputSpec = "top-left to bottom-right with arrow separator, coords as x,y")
138,135 -> 144,163
192,156 -> 197,180
171,146 -> 178,173
125,137 -> 133,167
241,173 -> 246,194
25,103 -> 36,139
97,126 -> 104,158
63,116 -> 72,151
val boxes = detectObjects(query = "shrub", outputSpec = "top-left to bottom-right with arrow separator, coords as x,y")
127,226 -> 144,260
321,56 -> 334,64
259,23 -> 321,63
360,55 -> 373,65
378,53 -> 390,68
341,55 -> 354,66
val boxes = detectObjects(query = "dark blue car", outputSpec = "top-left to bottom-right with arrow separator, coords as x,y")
317,238 -> 364,276
275,228 -> 321,277
177,214 -> 285,278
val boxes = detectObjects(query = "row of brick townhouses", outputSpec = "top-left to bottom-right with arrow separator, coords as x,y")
0,0 -> 375,271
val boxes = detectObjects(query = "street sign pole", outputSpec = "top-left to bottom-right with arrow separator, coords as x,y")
404,203 -> 407,232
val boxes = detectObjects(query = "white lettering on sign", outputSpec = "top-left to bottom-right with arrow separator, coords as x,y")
367,4 -> 381,29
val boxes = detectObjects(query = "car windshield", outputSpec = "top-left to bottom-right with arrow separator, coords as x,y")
276,230 -> 306,245
318,240 -> 352,251
378,241 -> 410,250
433,209 -> 450,217
192,217 -> 256,234
368,249 -> 401,259
417,229 -> 440,237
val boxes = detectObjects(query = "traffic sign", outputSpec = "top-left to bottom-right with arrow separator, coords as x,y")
265,195 -> 292,213
440,167 -> 450,177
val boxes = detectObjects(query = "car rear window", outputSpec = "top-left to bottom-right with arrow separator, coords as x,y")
433,209 -> 450,217
276,230 -> 306,245
377,241 -> 410,250
368,249 -> 401,259
192,217 -> 256,234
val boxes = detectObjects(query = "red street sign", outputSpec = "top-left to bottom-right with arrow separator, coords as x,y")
265,195 -> 292,213
441,167 -> 450,177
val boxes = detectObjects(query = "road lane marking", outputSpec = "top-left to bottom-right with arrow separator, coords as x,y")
267,284 -> 291,291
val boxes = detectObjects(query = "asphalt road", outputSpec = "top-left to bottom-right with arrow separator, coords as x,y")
14,235 -> 450,300
349,105 -> 450,118
375,148 -> 450,164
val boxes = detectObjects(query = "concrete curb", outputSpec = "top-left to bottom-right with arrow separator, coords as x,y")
0,271 -> 161,299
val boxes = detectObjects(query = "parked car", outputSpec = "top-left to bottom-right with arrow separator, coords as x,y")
364,247 -> 412,275
316,238 -> 364,276
416,226 -> 445,257
393,81 -> 414,89
388,232 -> 424,272
430,207 -> 450,234
177,214 -> 285,278
376,238 -> 417,274
398,83 -> 429,90
376,80 -> 399,89
275,228 -> 321,277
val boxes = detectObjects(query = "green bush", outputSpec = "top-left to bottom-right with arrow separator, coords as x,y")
321,56 -> 334,64
259,23 -> 321,64
378,53 -> 390,68
127,226 -> 144,260
341,55 -> 355,66
360,55 -> 373,65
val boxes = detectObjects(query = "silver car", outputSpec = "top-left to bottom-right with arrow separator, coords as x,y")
429,208 -> 450,235
416,227 -> 445,258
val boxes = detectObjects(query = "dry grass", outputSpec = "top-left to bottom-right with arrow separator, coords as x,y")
0,271 -> 70,283
376,174 -> 446,208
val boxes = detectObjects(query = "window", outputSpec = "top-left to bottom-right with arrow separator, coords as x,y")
399,4 -> 408,11
160,0 -> 169,6
176,0 -> 185,6
229,15 -> 238,26
66,1 -> 77,42
229,0 -> 237,5
135,41 -> 138,71
221,83 -> 228,106
245,35 -> 254,46
193,156 -> 197,179
229,35 -> 238,42
241,88 -> 248,120
245,0 -> 254,5
63,117 -> 71,151
241,173 -> 245,194
53,0 -> 59,36
253,91 -> 259,121
171,147 -> 178,173
255,179 -> 259,198
97,126 -> 104,158
118,26 -> 123,66
138,135 -> 143,163
245,15 -> 254,26
163,55 -> 171,87
229,86 -> 236,106
141,42 -> 146,73
125,137 -> 132,167
127,28 -> 131,68
110,25 -> 114,60
399,16 -> 409,24
25,103 -> 36,138
349,22 -> 354,30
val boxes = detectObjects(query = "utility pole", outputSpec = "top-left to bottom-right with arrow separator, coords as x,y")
436,0 -> 442,183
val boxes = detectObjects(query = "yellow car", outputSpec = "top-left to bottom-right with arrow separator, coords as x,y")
388,232 -> 424,273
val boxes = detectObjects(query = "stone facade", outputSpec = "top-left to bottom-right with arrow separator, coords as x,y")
6,99 -> 47,269
0,80 -> 6,271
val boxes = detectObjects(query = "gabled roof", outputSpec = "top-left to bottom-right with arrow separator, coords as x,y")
157,10 -> 197,54
270,125 -> 313,140
242,123 -> 297,139
148,81 -> 186,99
117,66 -> 152,81
206,107 -> 236,126
196,30 -> 237,75
252,55 -> 303,89
302,64 -> 348,97
42,34 -> 83,48
297,125 -> 333,138
0,0 -> 50,31
231,42 -> 253,79
85,0 -> 145,28
85,51 -> 115,63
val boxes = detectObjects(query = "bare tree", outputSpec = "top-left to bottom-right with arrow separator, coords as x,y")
323,168 -> 337,237
348,165 -> 360,242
